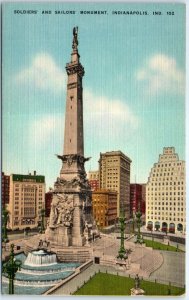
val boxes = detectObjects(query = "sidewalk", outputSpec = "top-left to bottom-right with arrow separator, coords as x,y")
141,235 -> 185,251
140,226 -> 185,238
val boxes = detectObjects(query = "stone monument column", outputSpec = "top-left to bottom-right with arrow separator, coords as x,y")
72,195 -> 85,246
46,27 -> 94,248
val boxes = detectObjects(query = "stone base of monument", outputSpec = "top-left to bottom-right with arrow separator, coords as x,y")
52,246 -> 92,262
47,226 -> 72,247
72,235 -> 86,247
130,288 -> 145,296
24,235 -> 92,263
46,226 -> 86,247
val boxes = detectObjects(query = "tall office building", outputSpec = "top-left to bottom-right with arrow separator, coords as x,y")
45,190 -> 53,218
8,172 -> 45,230
146,147 -> 185,233
99,151 -> 131,219
2,172 -> 10,207
141,184 -> 146,215
130,184 -> 143,216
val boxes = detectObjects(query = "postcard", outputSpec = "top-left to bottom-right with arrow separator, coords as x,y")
1,1 -> 186,297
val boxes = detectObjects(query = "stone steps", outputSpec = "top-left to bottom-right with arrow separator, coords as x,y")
54,247 -> 92,263
135,251 -> 163,276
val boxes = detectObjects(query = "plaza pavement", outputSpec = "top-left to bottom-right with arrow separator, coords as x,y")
46,234 -> 185,295
3,233 -> 185,295
149,251 -> 185,287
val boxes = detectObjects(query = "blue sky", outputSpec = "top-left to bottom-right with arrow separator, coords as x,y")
2,2 -> 185,189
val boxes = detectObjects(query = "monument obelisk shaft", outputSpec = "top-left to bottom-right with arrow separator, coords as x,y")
59,27 -> 86,182
63,27 -> 84,157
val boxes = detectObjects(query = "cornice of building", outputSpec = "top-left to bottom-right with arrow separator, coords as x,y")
92,188 -> 117,195
11,174 -> 45,183
99,150 -> 132,163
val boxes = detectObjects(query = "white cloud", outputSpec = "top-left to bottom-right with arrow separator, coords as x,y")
28,90 -> 139,157
84,89 -> 138,128
22,54 -> 139,159
16,53 -> 66,93
83,89 -> 139,158
136,54 -> 185,96
29,114 -> 64,149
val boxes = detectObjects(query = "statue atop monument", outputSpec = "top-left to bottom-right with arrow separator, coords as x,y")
72,26 -> 78,51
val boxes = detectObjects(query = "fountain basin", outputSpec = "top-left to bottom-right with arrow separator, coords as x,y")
24,249 -> 57,266
2,252 -> 81,295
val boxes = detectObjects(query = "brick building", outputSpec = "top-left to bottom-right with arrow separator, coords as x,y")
8,172 -> 45,230
45,190 -> 53,218
92,189 -> 117,227
2,172 -> 10,207
88,170 -> 99,191
130,184 -> 143,216
141,184 -> 146,215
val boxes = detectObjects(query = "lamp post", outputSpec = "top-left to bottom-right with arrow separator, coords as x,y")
117,213 -> 127,260
2,244 -> 22,294
151,228 -> 154,248
39,209 -> 45,233
132,210 -> 135,234
2,207 -> 9,243
135,209 -> 143,244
